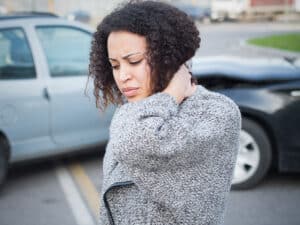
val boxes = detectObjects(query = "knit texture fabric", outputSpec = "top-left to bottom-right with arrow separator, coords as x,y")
99,85 -> 241,225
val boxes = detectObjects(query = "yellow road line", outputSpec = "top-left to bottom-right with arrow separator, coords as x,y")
68,161 -> 100,220
55,163 -> 95,225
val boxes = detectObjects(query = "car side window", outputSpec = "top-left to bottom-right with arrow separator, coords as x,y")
36,26 -> 91,77
0,28 -> 36,80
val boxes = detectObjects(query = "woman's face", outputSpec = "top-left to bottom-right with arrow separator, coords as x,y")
107,31 -> 151,102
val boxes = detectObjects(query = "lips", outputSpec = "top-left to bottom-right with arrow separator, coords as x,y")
122,87 -> 139,97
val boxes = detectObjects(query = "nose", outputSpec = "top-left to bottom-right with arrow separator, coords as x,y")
119,65 -> 131,82
119,72 -> 130,82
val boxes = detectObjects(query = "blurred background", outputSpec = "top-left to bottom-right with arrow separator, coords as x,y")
0,0 -> 300,26
0,1 -> 299,225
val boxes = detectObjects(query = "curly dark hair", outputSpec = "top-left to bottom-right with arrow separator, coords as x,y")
88,0 -> 201,110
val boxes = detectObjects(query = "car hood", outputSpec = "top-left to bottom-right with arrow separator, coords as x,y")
192,56 -> 300,82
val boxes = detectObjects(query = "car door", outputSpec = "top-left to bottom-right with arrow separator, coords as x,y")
0,27 -> 52,162
35,25 -> 114,149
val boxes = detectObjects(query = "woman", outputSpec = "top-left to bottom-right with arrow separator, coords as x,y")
89,1 -> 241,225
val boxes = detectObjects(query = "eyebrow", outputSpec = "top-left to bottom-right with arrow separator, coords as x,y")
109,52 -> 143,61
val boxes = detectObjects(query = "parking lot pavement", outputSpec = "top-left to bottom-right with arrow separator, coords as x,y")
55,161 -> 96,225
0,154 -> 102,225
0,161 -> 81,225
1,150 -> 300,225
225,172 -> 300,225
55,148 -> 105,223
196,22 -> 300,59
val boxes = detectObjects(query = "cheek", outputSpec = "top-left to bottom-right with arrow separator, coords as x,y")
112,71 -> 117,82
137,63 -> 151,88
112,71 -> 121,88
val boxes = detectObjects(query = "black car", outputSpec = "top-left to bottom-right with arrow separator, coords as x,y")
192,56 -> 300,189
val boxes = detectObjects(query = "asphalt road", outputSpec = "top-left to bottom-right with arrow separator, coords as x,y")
196,21 -> 300,59
1,22 -> 300,225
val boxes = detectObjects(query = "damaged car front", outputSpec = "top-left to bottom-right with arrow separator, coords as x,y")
192,56 -> 300,189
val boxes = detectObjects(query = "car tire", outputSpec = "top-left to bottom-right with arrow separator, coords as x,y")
0,138 -> 9,191
231,117 -> 272,190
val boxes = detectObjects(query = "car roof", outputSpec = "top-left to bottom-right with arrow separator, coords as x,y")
0,12 -> 58,20
192,56 -> 300,81
0,13 -> 94,33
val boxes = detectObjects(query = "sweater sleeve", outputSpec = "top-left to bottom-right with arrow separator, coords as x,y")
109,91 -> 195,170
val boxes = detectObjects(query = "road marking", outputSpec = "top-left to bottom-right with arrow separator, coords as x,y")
55,163 -> 95,225
68,161 -> 100,220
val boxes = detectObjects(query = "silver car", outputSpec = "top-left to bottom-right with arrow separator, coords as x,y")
0,13 -> 114,187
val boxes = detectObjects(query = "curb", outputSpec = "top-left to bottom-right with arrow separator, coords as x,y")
240,39 -> 300,58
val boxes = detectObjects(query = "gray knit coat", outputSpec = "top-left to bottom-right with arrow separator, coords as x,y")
99,85 -> 241,225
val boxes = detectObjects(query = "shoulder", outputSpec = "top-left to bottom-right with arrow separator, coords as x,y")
183,85 -> 241,127
203,86 -> 240,116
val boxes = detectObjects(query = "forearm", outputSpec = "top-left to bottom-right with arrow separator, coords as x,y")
110,92 -> 192,169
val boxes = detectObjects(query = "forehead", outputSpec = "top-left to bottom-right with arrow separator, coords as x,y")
107,31 -> 147,58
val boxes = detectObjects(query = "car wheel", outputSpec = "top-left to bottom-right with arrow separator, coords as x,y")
0,138 -> 9,190
231,118 -> 272,190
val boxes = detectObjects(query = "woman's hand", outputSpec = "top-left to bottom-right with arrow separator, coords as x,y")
163,64 -> 197,104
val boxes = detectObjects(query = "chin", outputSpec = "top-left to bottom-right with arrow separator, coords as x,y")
127,96 -> 141,102
126,95 -> 147,103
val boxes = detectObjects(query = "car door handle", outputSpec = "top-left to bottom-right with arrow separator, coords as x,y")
290,91 -> 300,97
43,87 -> 50,101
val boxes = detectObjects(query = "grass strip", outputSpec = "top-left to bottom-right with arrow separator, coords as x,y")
248,33 -> 300,52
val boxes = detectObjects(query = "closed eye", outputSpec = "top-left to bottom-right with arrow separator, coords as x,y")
129,59 -> 142,65
111,65 -> 119,70
110,59 -> 143,70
